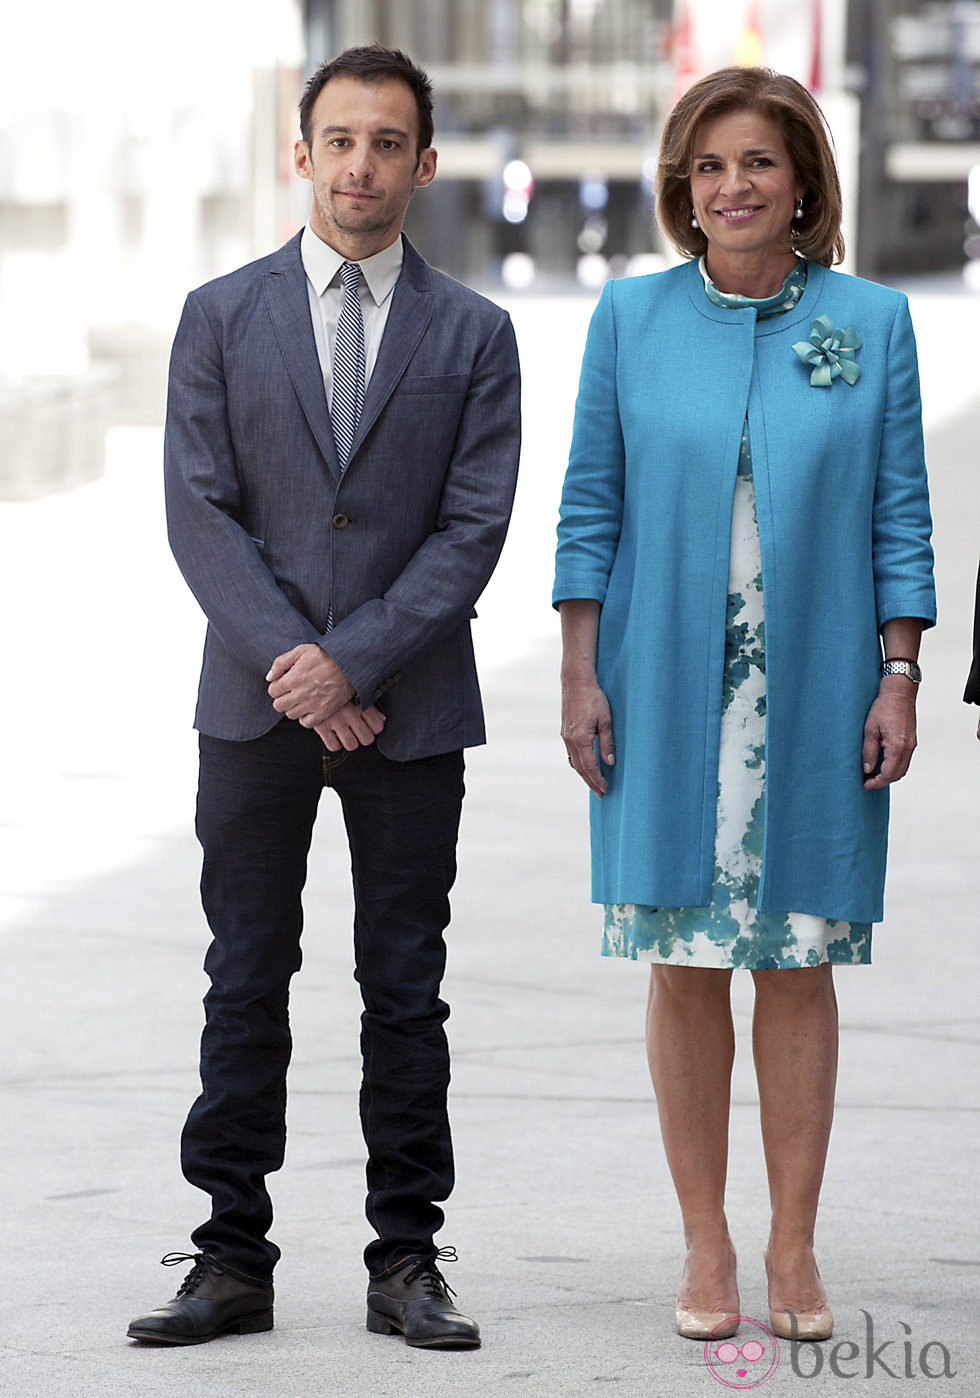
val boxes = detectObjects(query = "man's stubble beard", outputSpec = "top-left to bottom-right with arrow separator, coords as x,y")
319,192 -> 396,241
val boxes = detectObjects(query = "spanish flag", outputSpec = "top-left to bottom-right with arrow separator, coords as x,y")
735,0 -> 763,67
672,1 -> 701,98
810,0 -> 823,91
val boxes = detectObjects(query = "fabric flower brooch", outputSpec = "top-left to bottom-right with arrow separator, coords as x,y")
792,315 -> 862,387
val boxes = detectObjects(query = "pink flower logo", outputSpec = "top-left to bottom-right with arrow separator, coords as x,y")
705,1317 -> 780,1389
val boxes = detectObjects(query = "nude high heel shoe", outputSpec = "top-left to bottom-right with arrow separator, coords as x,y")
767,1306 -> 834,1342
675,1306 -> 740,1340
675,1241 -> 740,1339
764,1248 -> 833,1342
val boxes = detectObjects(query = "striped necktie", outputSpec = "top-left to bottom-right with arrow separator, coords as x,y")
331,261 -> 366,470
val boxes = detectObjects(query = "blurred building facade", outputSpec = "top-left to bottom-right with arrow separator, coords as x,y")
0,0 -> 305,496
308,0 -> 980,283
850,0 -> 980,273
1,0 -> 978,497
305,0 -> 675,286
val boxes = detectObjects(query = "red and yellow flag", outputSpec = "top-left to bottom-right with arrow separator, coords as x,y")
735,0 -> 763,67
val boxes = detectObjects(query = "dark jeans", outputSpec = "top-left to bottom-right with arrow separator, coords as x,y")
181,720 -> 465,1279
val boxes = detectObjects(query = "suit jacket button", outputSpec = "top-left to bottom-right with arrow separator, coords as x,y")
332,513 -> 350,529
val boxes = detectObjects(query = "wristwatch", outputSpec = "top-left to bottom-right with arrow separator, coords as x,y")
881,659 -> 922,683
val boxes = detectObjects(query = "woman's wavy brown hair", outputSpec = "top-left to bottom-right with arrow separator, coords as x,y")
656,67 -> 844,267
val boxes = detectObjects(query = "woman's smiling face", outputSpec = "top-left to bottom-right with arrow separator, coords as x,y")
689,108 -> 803,272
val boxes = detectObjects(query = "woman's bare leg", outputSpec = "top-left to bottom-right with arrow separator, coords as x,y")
751,963 -> 838,1313
646,965 -> 739,1312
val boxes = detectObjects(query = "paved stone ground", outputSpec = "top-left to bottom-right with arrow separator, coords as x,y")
1,281 -> 978,1397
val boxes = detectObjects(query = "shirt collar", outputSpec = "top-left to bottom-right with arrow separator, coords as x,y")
301,225 -> 404,306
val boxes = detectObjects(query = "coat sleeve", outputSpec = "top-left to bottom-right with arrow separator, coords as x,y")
552,280 -> 626,607
164,292 -> 323,675
322,308 -> 521,705
965,558 -> 980,704
871,295 -> 937,630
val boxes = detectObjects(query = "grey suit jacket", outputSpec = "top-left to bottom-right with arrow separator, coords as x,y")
164,232 -> 521,758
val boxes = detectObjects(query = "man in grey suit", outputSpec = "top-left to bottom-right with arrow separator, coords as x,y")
128,45 -> 520,1351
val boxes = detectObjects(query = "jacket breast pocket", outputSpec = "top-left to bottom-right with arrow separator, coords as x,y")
394,374 -> 469,395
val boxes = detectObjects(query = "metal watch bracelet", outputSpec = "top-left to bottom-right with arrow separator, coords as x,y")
880,658 -> 922,683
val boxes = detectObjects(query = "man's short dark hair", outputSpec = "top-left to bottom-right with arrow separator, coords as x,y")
299,44 -> 434,157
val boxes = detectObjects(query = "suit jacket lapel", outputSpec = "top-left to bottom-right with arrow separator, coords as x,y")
264,232 -> 342,482
349,238 -> 432,459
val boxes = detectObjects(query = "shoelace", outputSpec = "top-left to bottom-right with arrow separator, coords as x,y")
400,1246 -> 459,1299
160,1251 -> 215,1296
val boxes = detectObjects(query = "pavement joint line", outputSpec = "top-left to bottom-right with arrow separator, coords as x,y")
10,1079 -> 980,1111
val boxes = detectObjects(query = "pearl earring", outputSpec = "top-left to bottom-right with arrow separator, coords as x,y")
793,198 -> 804,220
691,212 -> 700,229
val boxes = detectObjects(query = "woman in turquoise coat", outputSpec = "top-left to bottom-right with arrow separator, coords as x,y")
554,68 -> 935,1345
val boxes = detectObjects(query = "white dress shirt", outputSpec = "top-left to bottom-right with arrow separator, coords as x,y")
301,225 -> 403,408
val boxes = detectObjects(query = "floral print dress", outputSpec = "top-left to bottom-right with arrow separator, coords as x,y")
603,260 -> 872,970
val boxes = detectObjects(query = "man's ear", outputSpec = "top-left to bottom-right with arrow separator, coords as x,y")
294,141 -> 313,182
414,148 -> 437,189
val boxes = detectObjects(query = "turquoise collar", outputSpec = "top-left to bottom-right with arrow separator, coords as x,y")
700,257 -> 808,319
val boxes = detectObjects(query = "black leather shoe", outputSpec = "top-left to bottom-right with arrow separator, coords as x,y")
366,1247 -> 481,1349
127,1252 -> 274,1345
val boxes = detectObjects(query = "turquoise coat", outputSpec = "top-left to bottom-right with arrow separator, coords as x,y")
553,260 -> 936,923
